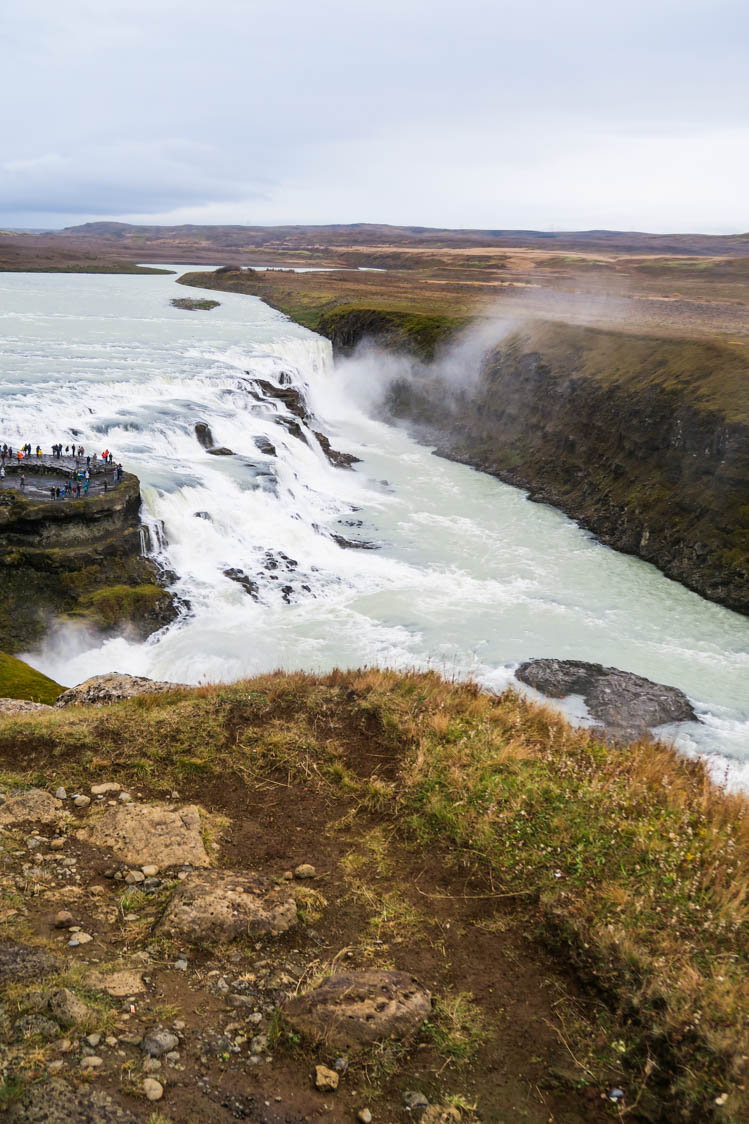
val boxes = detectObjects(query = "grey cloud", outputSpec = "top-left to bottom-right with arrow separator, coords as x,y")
1,0 -> 747,230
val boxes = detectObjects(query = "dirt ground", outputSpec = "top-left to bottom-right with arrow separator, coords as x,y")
0,735 -> 622,1124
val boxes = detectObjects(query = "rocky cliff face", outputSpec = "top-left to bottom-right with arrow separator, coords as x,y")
383,322 -> 749,615
0,475 -> 176,652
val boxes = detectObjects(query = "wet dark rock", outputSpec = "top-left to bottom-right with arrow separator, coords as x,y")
254,435 -> 276,456
516,658 -> 697,741
194,510 -> 212,520
255,378 -> 310,422
194,422 -> 214,448
314,431 -> 361,468
207,446 -> 234,456
263,551 -> 297,572
331,533 -> 379,551
0,940 -> 60,984
223,568 -> 260,600
273,415 -> 308,444
8,1079 -> 139,1123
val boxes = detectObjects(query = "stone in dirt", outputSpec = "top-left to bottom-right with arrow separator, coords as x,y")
8,1079 -> 139,1123
314,1064 -> 339,1091
0,940 -> 60,984
77,802 -> 210,868
0,788 -> 62,828
0,698 -> 53,714
421,1108 -> 461,1124
48,987 -> 91,1027
142,1028 -> 179,1056
91,783 -> 121,796
158,869 -> 297,944
283,970 -> 431,1050
86,968 -> 145,997
143,1078 -> 164,1101
515,658 -> 697,742
54,672 -> 184,708
14,1014 -> 59,1041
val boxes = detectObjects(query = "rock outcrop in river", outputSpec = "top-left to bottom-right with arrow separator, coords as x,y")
516,658 -> 697,742
0,468 -> 175,652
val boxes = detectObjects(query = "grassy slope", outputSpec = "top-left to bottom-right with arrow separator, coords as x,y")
513,319 -> 749,425
0,652 -> 62,704
0,670 -> 746,1119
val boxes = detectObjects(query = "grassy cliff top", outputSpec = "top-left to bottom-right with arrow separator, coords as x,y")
509,320 -> 749,425
179,267 -> 749,422
0,669 -> 746,1119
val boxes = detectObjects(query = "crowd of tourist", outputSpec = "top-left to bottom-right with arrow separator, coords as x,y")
0,441 -> 125,498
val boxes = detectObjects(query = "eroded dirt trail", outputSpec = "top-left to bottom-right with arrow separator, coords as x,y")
0,752 -> 618,1124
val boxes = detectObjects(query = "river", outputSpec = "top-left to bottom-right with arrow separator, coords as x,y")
1,268 -> 747,786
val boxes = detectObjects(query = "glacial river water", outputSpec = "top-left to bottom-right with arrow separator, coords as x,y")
1,269 -> 747,786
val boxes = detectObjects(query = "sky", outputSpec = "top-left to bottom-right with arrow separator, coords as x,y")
1,0 -> 747,233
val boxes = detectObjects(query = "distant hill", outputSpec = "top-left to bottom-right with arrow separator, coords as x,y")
61,221 -> 749,256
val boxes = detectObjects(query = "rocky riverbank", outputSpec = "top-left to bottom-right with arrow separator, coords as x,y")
177,269 -> 749,613
0,466 -> 176,653
385,321 -> 749,615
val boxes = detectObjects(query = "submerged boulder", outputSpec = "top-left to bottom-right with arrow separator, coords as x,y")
283,969 -> 431,1049
516,658 -> 697,741
194,421 -> 214,448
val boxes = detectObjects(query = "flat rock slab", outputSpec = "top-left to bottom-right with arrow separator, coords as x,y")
77,802 -> 209,868
283,969 -> 431,1050
86,968 -> 146,997
0,939 -> 60,984
0,698 -> 53,715
0,788 -> 62,828
54,672 -> 184,707
516,658 -> 696,741
159,869 -> 297,944
9,1079 -> 139,1124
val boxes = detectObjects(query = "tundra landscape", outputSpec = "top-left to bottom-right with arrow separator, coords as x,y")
1,0 -> 748,1122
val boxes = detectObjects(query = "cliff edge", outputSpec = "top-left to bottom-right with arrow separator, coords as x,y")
0,470 -> 176,652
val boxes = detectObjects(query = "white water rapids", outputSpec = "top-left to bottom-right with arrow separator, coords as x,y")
1,269 -> 748,786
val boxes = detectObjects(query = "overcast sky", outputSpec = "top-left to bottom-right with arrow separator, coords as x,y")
1,0 -> 747,233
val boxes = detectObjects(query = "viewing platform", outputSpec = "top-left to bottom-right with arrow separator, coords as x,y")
0,454 -> 124,501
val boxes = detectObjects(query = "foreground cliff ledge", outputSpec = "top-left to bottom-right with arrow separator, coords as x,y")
0,468 -> 176,653
0,668 -> 745,1122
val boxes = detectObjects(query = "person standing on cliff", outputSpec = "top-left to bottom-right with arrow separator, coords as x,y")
20,473 -> 25,488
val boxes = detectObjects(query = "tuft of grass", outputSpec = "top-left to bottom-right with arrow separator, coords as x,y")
425,993 -> 487,1067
